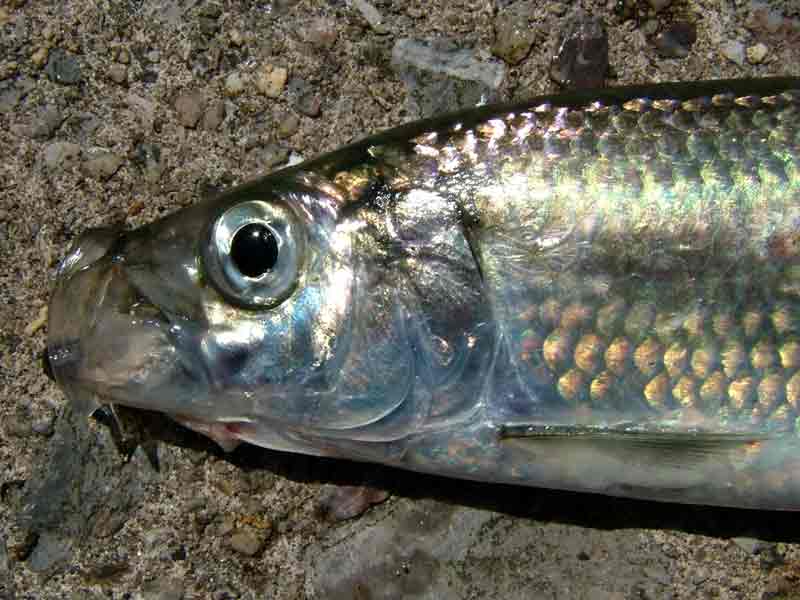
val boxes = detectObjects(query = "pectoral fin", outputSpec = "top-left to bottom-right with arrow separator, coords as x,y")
498,423 -> 770,471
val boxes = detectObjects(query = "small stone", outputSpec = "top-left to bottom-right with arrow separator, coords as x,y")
202,100 -> 225,130
229,28 -> 244,46
648,0 -> 671,11
0,61 -> 18,79
747,42 -> 768,64
391,38 -> 507,117
198,16 -> 219,36
720,40 -> 746,66
15,105 -> 63,140
0,76 -> 35,113
31,415 -> 55,437
44,49 -> 82,85
4,415 -> 32,437
229,527 -> 266,556
82,151 -> 124,180
732,536 -> 766,555
746,2 -> 784,34
641,19 -> 659,37
550,11 -> 608,89
224,72 -> 245,96
491,9 -> 538,65
316,485 -> 390,521
305,17 -> 337,49
43,141 -> 81,170
132,577 -> 184,600
296,91 -> 321,117
257,143 -> 289,169
349,0 -> 388,33
27,531 -> 70,574
653,21 -> 697,58
174,91 -> 205,128
117,48 -> 130,64
198,2 -> 222,18
31,46 -> 49,68
132,142 -> 163,183
108,63 -> 127,85
276,113 -> 299,138
255,64 -> 288,98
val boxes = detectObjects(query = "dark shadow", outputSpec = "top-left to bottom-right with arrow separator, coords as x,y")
121,409 -> 800,543
227,436 -> 800,544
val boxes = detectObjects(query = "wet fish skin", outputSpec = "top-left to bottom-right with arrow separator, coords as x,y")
47,78 -> 800,510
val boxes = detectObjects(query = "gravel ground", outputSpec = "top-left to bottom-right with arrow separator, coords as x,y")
2,0 -> 800,598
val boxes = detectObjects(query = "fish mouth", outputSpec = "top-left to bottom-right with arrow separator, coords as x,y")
46,227 -> 196,417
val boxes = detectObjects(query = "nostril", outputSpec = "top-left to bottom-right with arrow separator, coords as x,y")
56,226 -> 122,279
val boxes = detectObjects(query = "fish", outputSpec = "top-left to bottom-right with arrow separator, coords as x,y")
46,77 -> 800,510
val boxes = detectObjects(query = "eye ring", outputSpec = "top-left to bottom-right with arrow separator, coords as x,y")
203,199 -> 305,309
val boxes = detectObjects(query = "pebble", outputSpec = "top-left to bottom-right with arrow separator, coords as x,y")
350,0 -> 388,33
132,142 -> 163,183
0,76 -> 35,113
117,48 -> 131,64
641,19 -> 659,37
229,527 -> 267,556
549,11 -> 609,88
43,141 -> 81,170
198,2 -> 222,18
4,415 -> 32,438
647,0 -> 671,11
224,72 -> 245,97
391,38 -> 506,117
255,64 -> 288,98
276,113 -> 299,138
392,38 -> 506,91
31,414 -> 55,437
746,42 -> 768,64
82,151 -> 124,180
174,91 -> 205,128
296,91 -> 321,117
13,105 -> 63,140
305,17 -> 337,49
720,39 -> 746,66
746,2 -> 784,34
253,143 -> 289,169
45,49 -> 82,85
0,536 -> 11,572
653,21 -> 697,58
27,531 -> 71,574
316,485 -> 390,521
202,99 -> 225,130
108,63 -> 127,85
491,8 -> 538,65
229,28 -> 244,47
198,16 -> 220,36
31,46 -> 49,68
132,577 -> 184,600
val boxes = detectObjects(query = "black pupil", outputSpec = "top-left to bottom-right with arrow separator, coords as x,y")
230,223 -> 279,278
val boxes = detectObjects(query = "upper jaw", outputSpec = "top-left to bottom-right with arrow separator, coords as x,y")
47,231 -> 186,417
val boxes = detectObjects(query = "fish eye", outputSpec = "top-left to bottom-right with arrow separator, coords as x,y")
203,200 -> 305,309
230,223 -> 279,278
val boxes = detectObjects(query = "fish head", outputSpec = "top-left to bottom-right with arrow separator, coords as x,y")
46,177 -> 373,452
48,174 -> 491,455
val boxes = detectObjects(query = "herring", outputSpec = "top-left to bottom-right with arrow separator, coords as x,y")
47,78 -> 800,510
